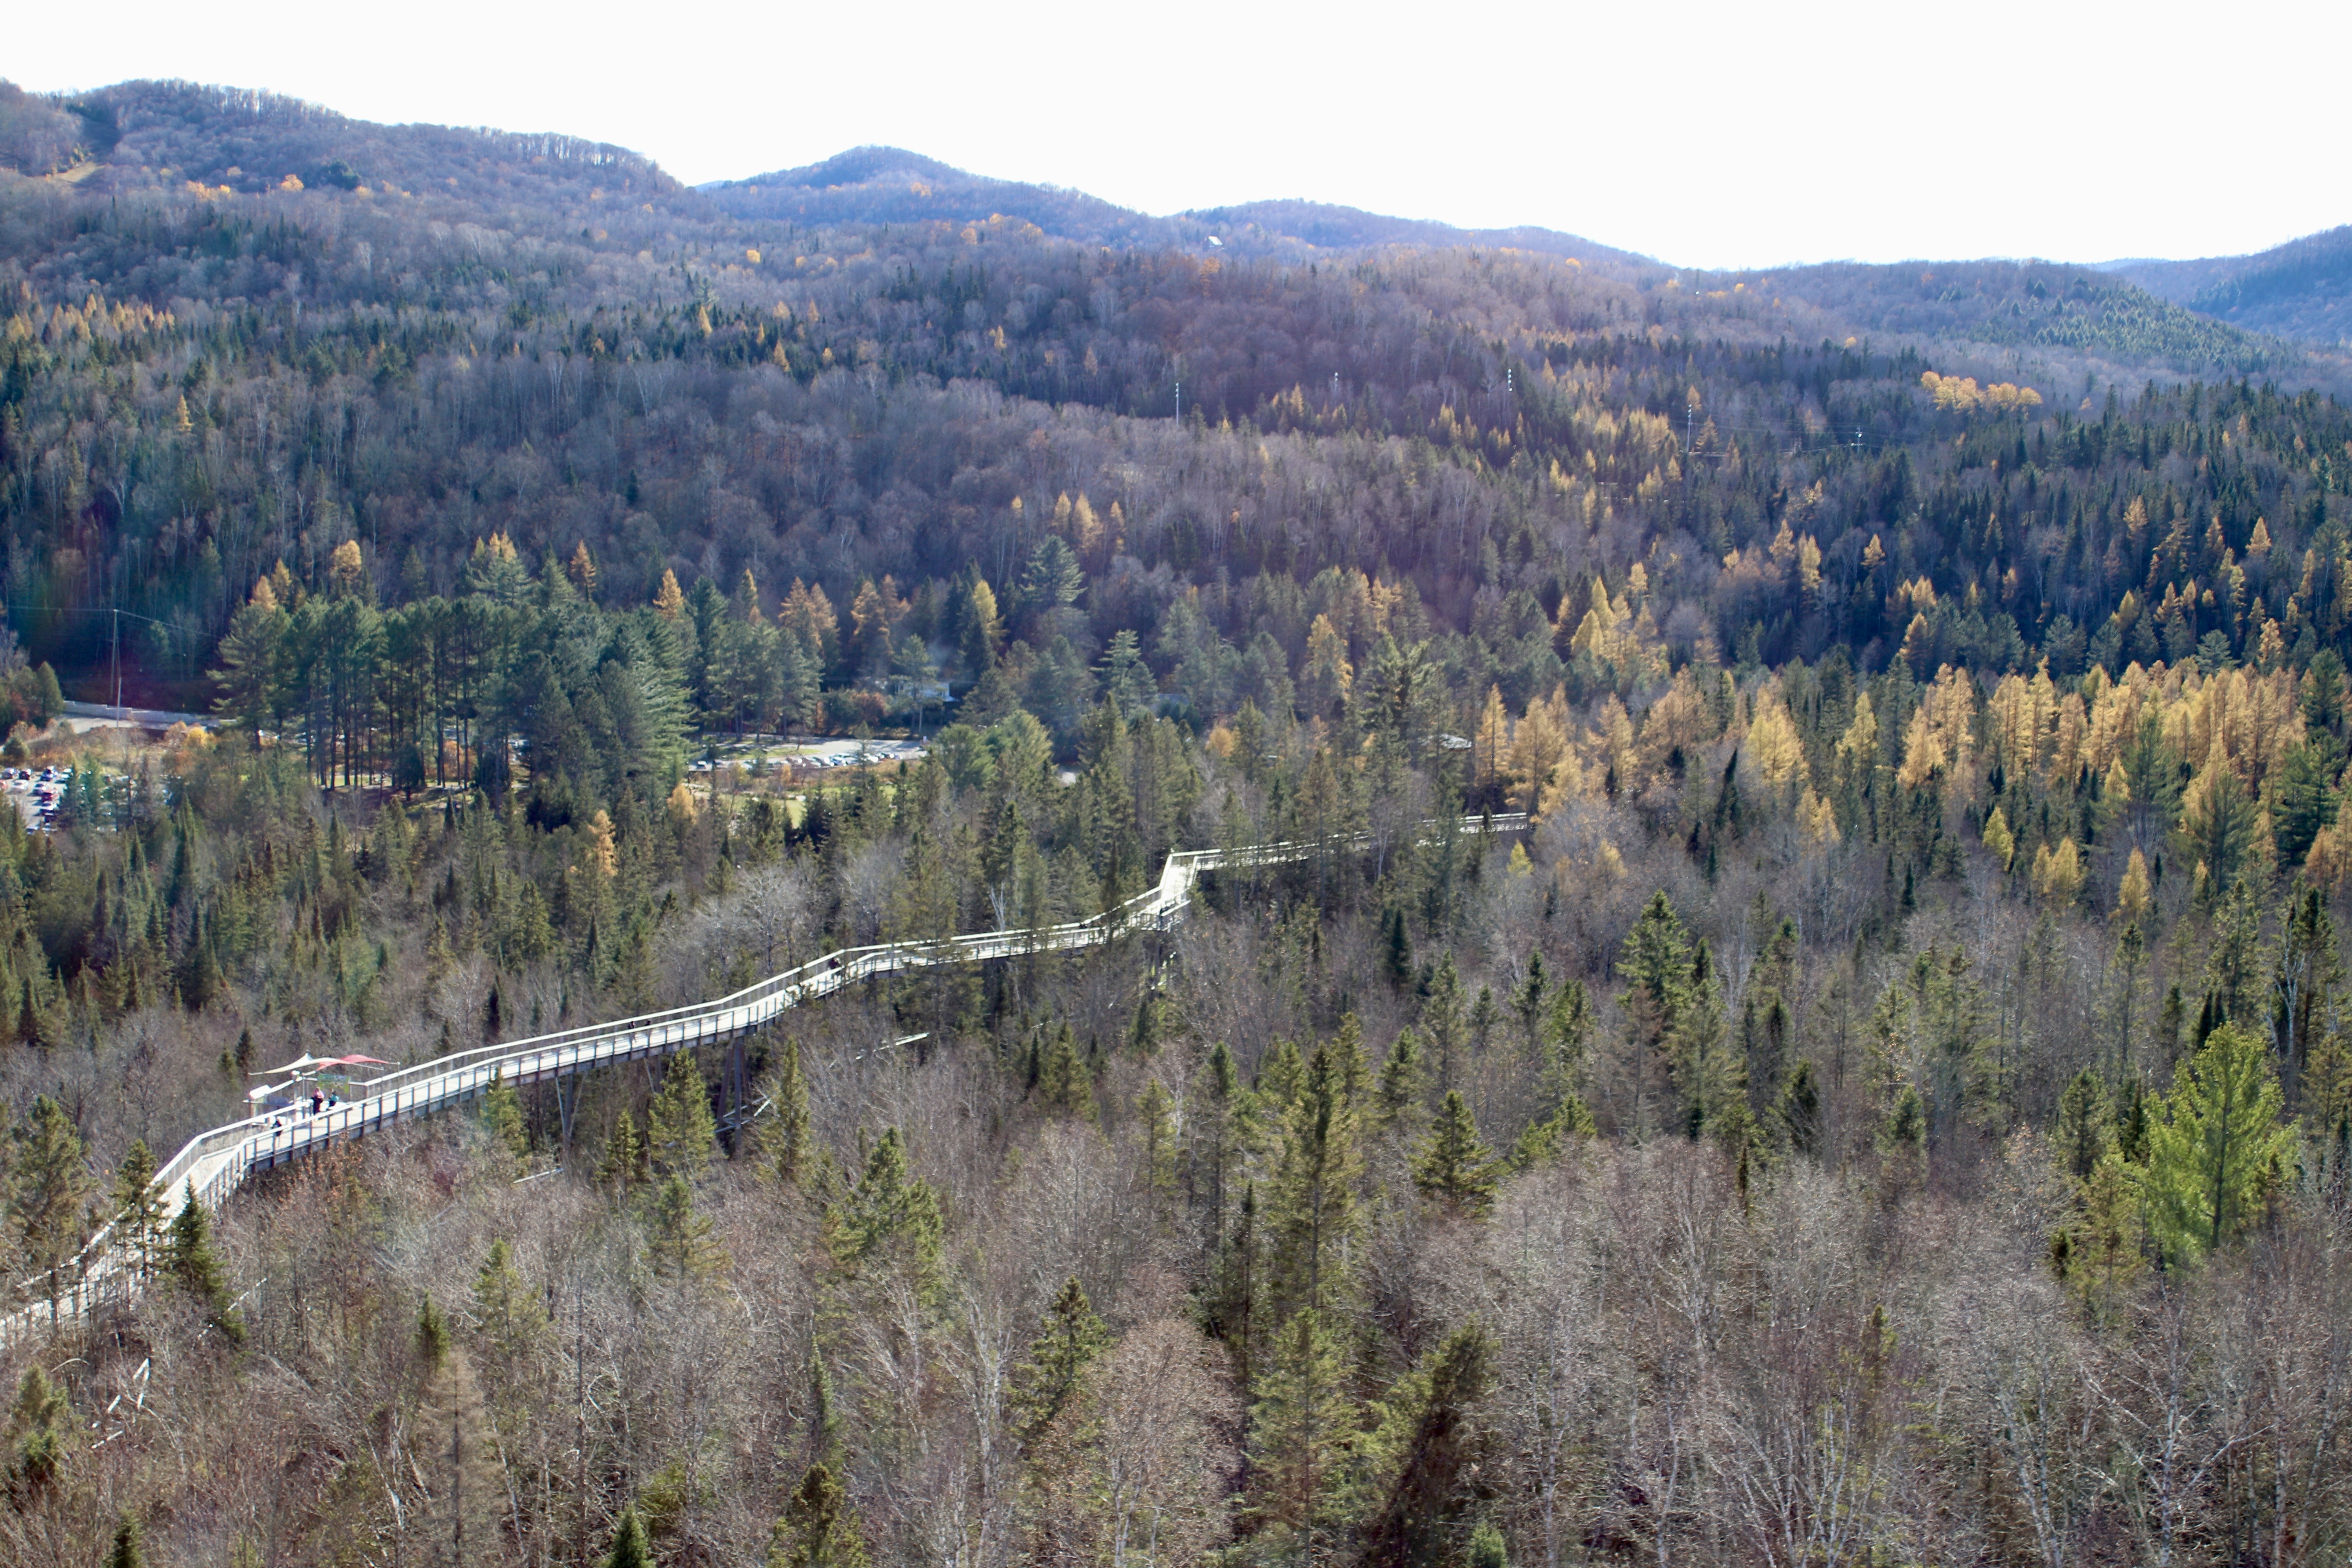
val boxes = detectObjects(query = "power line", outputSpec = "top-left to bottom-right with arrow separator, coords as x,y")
0,604 -> 184,639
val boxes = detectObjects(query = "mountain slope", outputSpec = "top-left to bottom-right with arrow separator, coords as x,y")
9,78 -> 677,213
1742,258 -> 2296,376
2104,226 -> 2352,347
1182,197 -> 1652,272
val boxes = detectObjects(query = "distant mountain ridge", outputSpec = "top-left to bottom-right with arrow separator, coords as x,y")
699,145 -> 1181,248
698,145 -> 1651,271
1,82 -> 2336,385
2102,227 -> 2352,347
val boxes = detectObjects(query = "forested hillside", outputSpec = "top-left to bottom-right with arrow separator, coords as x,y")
0,79 -> 2350,1568
2109,227 -> 2352,349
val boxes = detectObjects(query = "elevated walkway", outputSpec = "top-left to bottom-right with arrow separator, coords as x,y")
1,813 -> 1523,1342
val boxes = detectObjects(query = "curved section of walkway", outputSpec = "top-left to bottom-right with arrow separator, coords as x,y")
2,813 -> 1524,1341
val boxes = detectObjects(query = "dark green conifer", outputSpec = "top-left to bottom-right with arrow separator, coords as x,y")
647,1051 -> 716,1179
105,1513 -> 146,1568
767,1463 -> 871,1568
1412,1090 -> 1499,1215
760,1035 -> 815,1187
604,1505 -> 653,1568
162,1180 -> 243,1343
2056,1069 -> 2110,1181
1012,1275 -> 1108,1441
1359,1320 -> 1497,1566
1037,1020 -> 1095,1118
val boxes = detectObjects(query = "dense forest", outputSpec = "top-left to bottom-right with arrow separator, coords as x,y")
0,78 -> 2348,1568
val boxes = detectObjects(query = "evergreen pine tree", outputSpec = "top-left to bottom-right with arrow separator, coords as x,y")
1359,1320 -> 1497,1567
1258,1039 -> 1307,1112
767,1462 -> 872,1568
1617,893 -> 1695,1135
1036,1020 -> 1096,1119
604,1505 -> 653,1568
600,1107 -> 645,1194
1012,1275 -> 1109,1442
1412,1091 -> 1499,1215
2114,1072 -> 2153,1164
2055,1069 -> 2110,1181
759,1035 -> 815,1187
2069,1153 -> 2149,1315
1135,1077 -> 1177,1193
1423,953 -> 1467,1092
1207,1183 -> 1259,1383
825,1127 -> 944,1297
469,1237 -> 549,1365
1510,949 -> 1548,1056
1374,1028 -> 1428,1132
646,1051 -> 716,1179
417,1292 -> 449,1372
1267,1041 -> 1363,1321
105,1512 -> 146,1568
1128,990 -> 1165,1055
1382,906 -> 1415,991
1200,1040 -> 1245,1229
112,1138 -> 163,1280
805,1341 -> 842,1468
2145,1022 -> 2294,1261
16,1093 -> 90,1314
1247,1308 -> 1359,1560
1510,1092 -> 1596,1171
1881,1085 -> 1927,1187
164,1181 -> 241,1341
648,1172 -> 728,1279
9,1364 -> 69,1493
1469,985 -> 1500,1060
1670,945 -> 1744,1140
1773,1060 -> 1822,1158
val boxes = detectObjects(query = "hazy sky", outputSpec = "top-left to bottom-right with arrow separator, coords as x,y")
12,0 -> 2344,269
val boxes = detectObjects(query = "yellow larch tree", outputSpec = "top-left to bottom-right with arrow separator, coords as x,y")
1300,615 -> 1354,720
1507,689 -> 1571,815
1836,690 -> 1879,780
653,569 -> 686,620
1471,686 -> 1508,804
1742,685 -> 1808,792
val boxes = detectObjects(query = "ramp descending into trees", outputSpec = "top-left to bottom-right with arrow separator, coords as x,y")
4,814 -> 1524,1343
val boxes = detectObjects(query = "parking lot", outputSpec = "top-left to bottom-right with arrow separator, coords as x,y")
686,737 -> 929,775
2,767 -> 69,832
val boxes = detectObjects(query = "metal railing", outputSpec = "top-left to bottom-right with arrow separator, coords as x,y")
0,812 -> 1523,1343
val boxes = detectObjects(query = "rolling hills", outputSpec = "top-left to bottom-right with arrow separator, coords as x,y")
4,78 -> 2339,381
2104,225 -> 2352,347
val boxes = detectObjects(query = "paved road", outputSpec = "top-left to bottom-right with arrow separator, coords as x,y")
60,701 -> 214,730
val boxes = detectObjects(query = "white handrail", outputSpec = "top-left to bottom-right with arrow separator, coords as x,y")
0,812 -> 1524,1343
